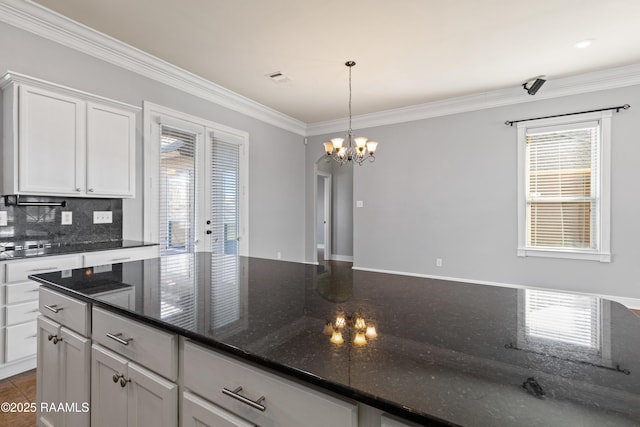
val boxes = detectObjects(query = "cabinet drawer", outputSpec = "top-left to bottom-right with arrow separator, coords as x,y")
183,391 -> 255,427
6,300 -> 39,326
6,281 -> 40,304
83,246 -> 158,267
183,341 -> 357,427
6,255 -> 82,283
39,287 -> 90,335
5,321 -> 37,362
92,307 -> 178,381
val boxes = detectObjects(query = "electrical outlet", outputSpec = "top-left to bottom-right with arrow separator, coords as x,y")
436,258 -> 443,267
0,211 -> 7,226
61,211 -> 72,225
93,211 -> 113,224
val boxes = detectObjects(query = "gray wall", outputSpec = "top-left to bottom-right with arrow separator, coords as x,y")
305,85 -> 640,299
0,22 -> 306,262
316,176 -> 324,246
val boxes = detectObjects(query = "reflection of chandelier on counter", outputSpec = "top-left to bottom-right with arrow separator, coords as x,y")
323,313 -> 378,346
322,61 -> 379,166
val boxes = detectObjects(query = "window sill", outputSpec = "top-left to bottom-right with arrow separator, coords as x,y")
517,247 -> 611,262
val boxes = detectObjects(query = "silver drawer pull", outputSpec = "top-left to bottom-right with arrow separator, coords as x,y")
26,334 -> 38,339
28,288 -> 40,292
29,309 -> 40,313
44,304 -> 63,313
110,257 -> 131,262
31,267 -> 58,272
222,386 -> 266,412
106,332 -> 133,346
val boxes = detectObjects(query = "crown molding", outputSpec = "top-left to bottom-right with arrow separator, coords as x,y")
0,0 -> 307,135
306,63 -> 640,136
2,0 -> 639,138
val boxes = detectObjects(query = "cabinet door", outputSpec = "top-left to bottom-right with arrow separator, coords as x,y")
86,102 -> 135,197
128,362 -> 178,427
59,327 -> 91,427
91,344 -> 129,427
18,84 -> 85,195
36,316 -> 61,427
183,392 -> 255,427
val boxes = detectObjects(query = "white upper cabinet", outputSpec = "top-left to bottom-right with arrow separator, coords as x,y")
18,85 -> 85,195
1,72 -> 139,198
87,102 -> 136,197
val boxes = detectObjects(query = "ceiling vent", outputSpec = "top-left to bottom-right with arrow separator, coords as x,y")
266,71 -> 291,83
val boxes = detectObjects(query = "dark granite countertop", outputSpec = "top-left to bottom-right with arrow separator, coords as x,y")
0,239 -> 157,261
30,253 -> 640,426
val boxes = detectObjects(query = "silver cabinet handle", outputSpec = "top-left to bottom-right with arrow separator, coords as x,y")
28,288 -> 40,292
110,257 -> 131,262
88,188 -> 95,192
222,386 -> 266,412
44,304 -> 63,313
31,267 -> 58,272
106,332 -> 133,346
75,188 -> 81,192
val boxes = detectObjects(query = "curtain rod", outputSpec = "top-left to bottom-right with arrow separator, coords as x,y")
505,104 -> 630,126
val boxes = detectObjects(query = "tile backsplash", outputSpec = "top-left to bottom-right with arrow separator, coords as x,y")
0,196 -> 122,244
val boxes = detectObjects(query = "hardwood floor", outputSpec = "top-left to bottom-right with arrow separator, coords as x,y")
632,309 -> 640,317
0,369 -> 37,427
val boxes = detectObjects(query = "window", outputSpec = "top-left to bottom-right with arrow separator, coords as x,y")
517,111 -> 611,261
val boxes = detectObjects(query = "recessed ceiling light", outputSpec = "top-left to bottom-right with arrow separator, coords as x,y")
574,39 -> 594,49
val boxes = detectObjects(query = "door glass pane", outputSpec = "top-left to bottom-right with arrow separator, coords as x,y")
160,126 -> 196,255
210,138 -> 240,255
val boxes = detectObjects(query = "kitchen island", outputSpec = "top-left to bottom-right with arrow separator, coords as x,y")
30,253 -> 640,426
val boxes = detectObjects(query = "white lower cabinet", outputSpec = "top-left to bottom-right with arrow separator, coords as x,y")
91,344 -> 177,427
183,340 -> 358,427
36,315 -> 91,427
183,391 -> 255,427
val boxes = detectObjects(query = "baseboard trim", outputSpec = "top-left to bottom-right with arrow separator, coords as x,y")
0,356 -> 36,380
352,266 -> 640,310
331,254 -> 354,262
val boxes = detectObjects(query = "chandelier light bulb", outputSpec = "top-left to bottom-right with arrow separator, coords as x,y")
335,315 -> 346,329
354,317 -> 366,329
323,322 -> 334,336
330,331 -> 344,345
353,332 -> 367,346
365,326 -> 378,339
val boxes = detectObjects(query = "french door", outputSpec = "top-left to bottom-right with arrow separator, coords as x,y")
157,121 -> 247,256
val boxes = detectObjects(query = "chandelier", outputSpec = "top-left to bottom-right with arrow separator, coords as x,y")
323,312 -> 378,347
322,61 -> 379,165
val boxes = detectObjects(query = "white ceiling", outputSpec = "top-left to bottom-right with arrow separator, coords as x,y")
32,0 -> 640,124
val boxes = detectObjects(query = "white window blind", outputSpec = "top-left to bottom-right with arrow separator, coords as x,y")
209,136 -> 242,331
525,122 -> 600,250
524,289 -> 601,351
210,136 -> 240,256
160,126 -> 196,255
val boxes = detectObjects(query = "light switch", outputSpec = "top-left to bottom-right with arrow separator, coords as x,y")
61,211 -> 73,225
356,201 -> 364,208
0,211 -> 7,226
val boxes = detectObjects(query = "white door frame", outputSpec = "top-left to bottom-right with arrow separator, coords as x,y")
142,101 -> 249,256
317,170 -> 332,261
